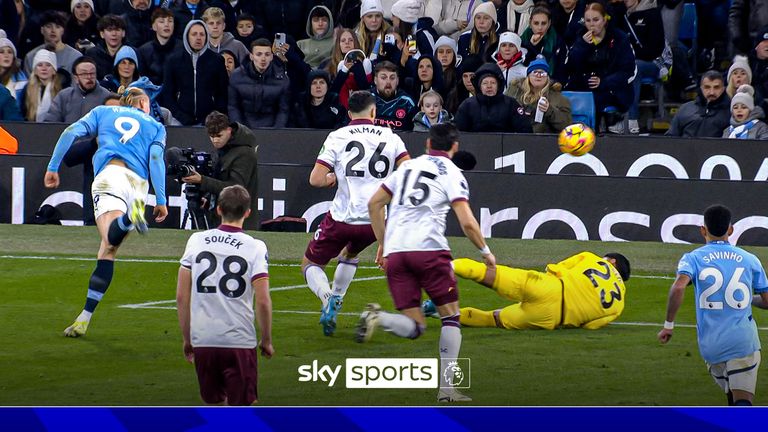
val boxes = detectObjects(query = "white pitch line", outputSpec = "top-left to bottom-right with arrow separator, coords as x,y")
0,255 -> 379,269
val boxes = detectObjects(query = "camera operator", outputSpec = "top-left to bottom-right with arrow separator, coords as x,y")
180,110 -> 260,230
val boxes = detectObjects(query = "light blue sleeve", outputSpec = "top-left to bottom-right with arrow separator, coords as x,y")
149,142 -> 166,206
47,109 -> 99,172
751,257 -> 768,293
677,253 -> 694,279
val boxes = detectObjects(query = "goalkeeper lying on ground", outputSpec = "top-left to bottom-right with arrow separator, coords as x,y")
425,252 -> 630,330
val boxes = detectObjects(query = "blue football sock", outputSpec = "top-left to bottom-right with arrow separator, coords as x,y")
107,214 -> 133,246
84,259 -> 114,313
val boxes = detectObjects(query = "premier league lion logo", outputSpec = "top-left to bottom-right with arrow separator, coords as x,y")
443,361 -> 465,387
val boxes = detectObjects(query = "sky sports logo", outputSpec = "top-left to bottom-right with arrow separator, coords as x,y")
297,358 -> 471,389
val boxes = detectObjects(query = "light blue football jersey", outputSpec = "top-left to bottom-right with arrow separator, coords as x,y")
677,241 -> 768,364
48,105 -> 166,179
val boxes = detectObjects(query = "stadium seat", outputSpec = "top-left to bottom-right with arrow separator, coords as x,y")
561,91 -> 596,130
678,2 -> 698,72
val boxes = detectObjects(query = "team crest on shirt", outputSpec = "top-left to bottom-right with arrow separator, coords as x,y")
395,108 -> 406,119
517,106 -> 524,115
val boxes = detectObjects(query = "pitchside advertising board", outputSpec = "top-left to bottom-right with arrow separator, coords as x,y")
2,124 -> 768,244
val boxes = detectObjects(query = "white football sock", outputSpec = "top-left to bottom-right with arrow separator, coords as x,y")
439,323 -> 462,387
332,258 -> 358,297
76,310 -> 93,322
377,312 -> 417,338
304,265 -> 332,308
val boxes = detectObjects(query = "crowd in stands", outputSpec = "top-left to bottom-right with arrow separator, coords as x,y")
0,0 -> 766,139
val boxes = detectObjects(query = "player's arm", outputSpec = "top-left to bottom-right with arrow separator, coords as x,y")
253,277 -> 274,358
44,112 -> 98,188
753,292 -> 768,309
148,143 -> 168,222
176,266 -> 194,363
309,162 -> 336,188
368,185 -> 392,268
657,273 -> 691,344
451,200 -> 495,268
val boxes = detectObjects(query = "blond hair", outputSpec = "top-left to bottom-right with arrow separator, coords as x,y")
356,19 -> 390,56
418,90 -> 443,108
24,72 -> 62,121
202,7 -> 225,23
519,76 -> 550,105
327,28 -> 360,78
117,85 -> 147,107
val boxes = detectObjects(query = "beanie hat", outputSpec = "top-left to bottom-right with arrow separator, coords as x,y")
727,55 -> 752,84
527,56 -> 549,76
498,31 -> 522,49
471,2 -> 498,27
71,0 -> 95,12
360,0 -> 384,18
0,37 -> 17,58
113,45 -> 139,68
33,49 -> 57,70
434,35 -> 457,55
391,0 -> 423,24
0,30 -> 5,38
731,84 -> 755,111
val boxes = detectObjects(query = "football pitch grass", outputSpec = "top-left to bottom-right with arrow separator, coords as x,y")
1,224 -> 767,406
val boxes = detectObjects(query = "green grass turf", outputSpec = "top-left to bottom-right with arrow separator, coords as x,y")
1,224 -> 767,406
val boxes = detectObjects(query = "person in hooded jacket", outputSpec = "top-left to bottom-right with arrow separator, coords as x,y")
137,7 -> 181,86
171,0 -> 210,39
292,69 -> 348,129
203,6 -> 249,64
228,38 -> 290,128
121,0 -> 154,48
454,62 -> 533,132
297,5 -> 335,69
161,19 -> 228,126
99,45 -> 140,92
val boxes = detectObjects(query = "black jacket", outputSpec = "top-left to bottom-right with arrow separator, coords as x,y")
228,60 -> 291,128
85,42 -> 120,80
122,3 -> 155,49
137,36 -> 183,86
199,122 -> 261,230
563,26 -> 636,94
292,70 -> 347,129
618,2 -> 665,61
161,20 -> 229,125
666,91 -> 731,138
454,63 -> 533,133
552,0 -> 587,48
64,15 -> 101,51
171,0 -> 210,39
209,0 -> 258,34
253,0 -> 315,42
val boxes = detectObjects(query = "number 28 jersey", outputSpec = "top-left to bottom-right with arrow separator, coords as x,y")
316,120 -> 409,225
677,241 -> 768,364
381,151 -> 469,255
180,226 -> 269,349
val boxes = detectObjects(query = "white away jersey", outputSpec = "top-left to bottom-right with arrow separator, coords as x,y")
381,151 -> 470,254
316,120 -> 409,224
180,226 -> 269,349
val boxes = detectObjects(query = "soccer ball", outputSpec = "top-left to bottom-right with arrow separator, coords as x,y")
558,123 -> 596,156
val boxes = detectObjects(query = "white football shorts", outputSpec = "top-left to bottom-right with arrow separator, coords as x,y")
707,350 -> 761,394
91,164 -> 149,219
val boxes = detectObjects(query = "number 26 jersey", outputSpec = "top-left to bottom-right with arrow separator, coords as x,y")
316,120 -> 409,225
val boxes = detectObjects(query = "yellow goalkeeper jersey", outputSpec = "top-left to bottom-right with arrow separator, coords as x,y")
545,252 -> 626,329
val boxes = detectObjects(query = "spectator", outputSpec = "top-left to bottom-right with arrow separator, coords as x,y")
391,0 -> 439,60
505,0 -> 534,36
433,35 -> 459,95
233,13 -> 259,48
356,0 -> 390,57
209,0 -> 257,33
253,0 -> 314,43
695,0 -> 730,71
65,0 -> 101,53
404,55 -> 445,101
202,6 -> 248,63
23,11 -> 82,76
620,0 -> 665,135
44,56 -> 110,225
171,0 -> 209,39
292,69 -> 347,129
551,0 -> 586,48
505,57 -> 572,133
220,48 -> 238,76
454,62 -> 533,132
413,89 -> 453,131
446,54 -> 482,114
432,0 -> 477,39
137,7 -> 180,86
562,1 -> 635,132
100,45 -> 139,92
122,0 -> 154,49
327,28 -> 373,108
722,84 -> 768,139
372,60 -> 418,130
0,85 -> 23,120
751,25 -> 768,111
728,0 -> 768,56
521,5 -> 561,76
297,5 -> 335,69
228,38 -> 290,128
335,0 -> 364,30
84,14 -> 127,79
458,2 -> 499,64
0,0 -> 21,46
19,49 -> 63,121
491,31 -> 527,91
726,55 -> 760,102
0,37 -> 27,100
162,19 -> 228,125
666,70 -> 731,137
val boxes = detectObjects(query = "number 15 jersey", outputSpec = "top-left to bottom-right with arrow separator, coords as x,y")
180,226 -> 269,349
316,120 -> 408,225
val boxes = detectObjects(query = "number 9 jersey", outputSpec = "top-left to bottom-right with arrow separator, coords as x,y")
677,241 -> 768,364
316,120 -> 409,225
180,226 -> 270,349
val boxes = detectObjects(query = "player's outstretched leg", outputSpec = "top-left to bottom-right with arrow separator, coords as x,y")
354,303 -> 381,342
129,198 -> 148,234
459,307 -> 501,327
355,304 -> 425,342
64,258 -> 114,337
302,259 -> 336,336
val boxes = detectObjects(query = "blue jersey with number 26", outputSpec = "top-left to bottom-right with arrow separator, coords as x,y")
677,241 -> 768,364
